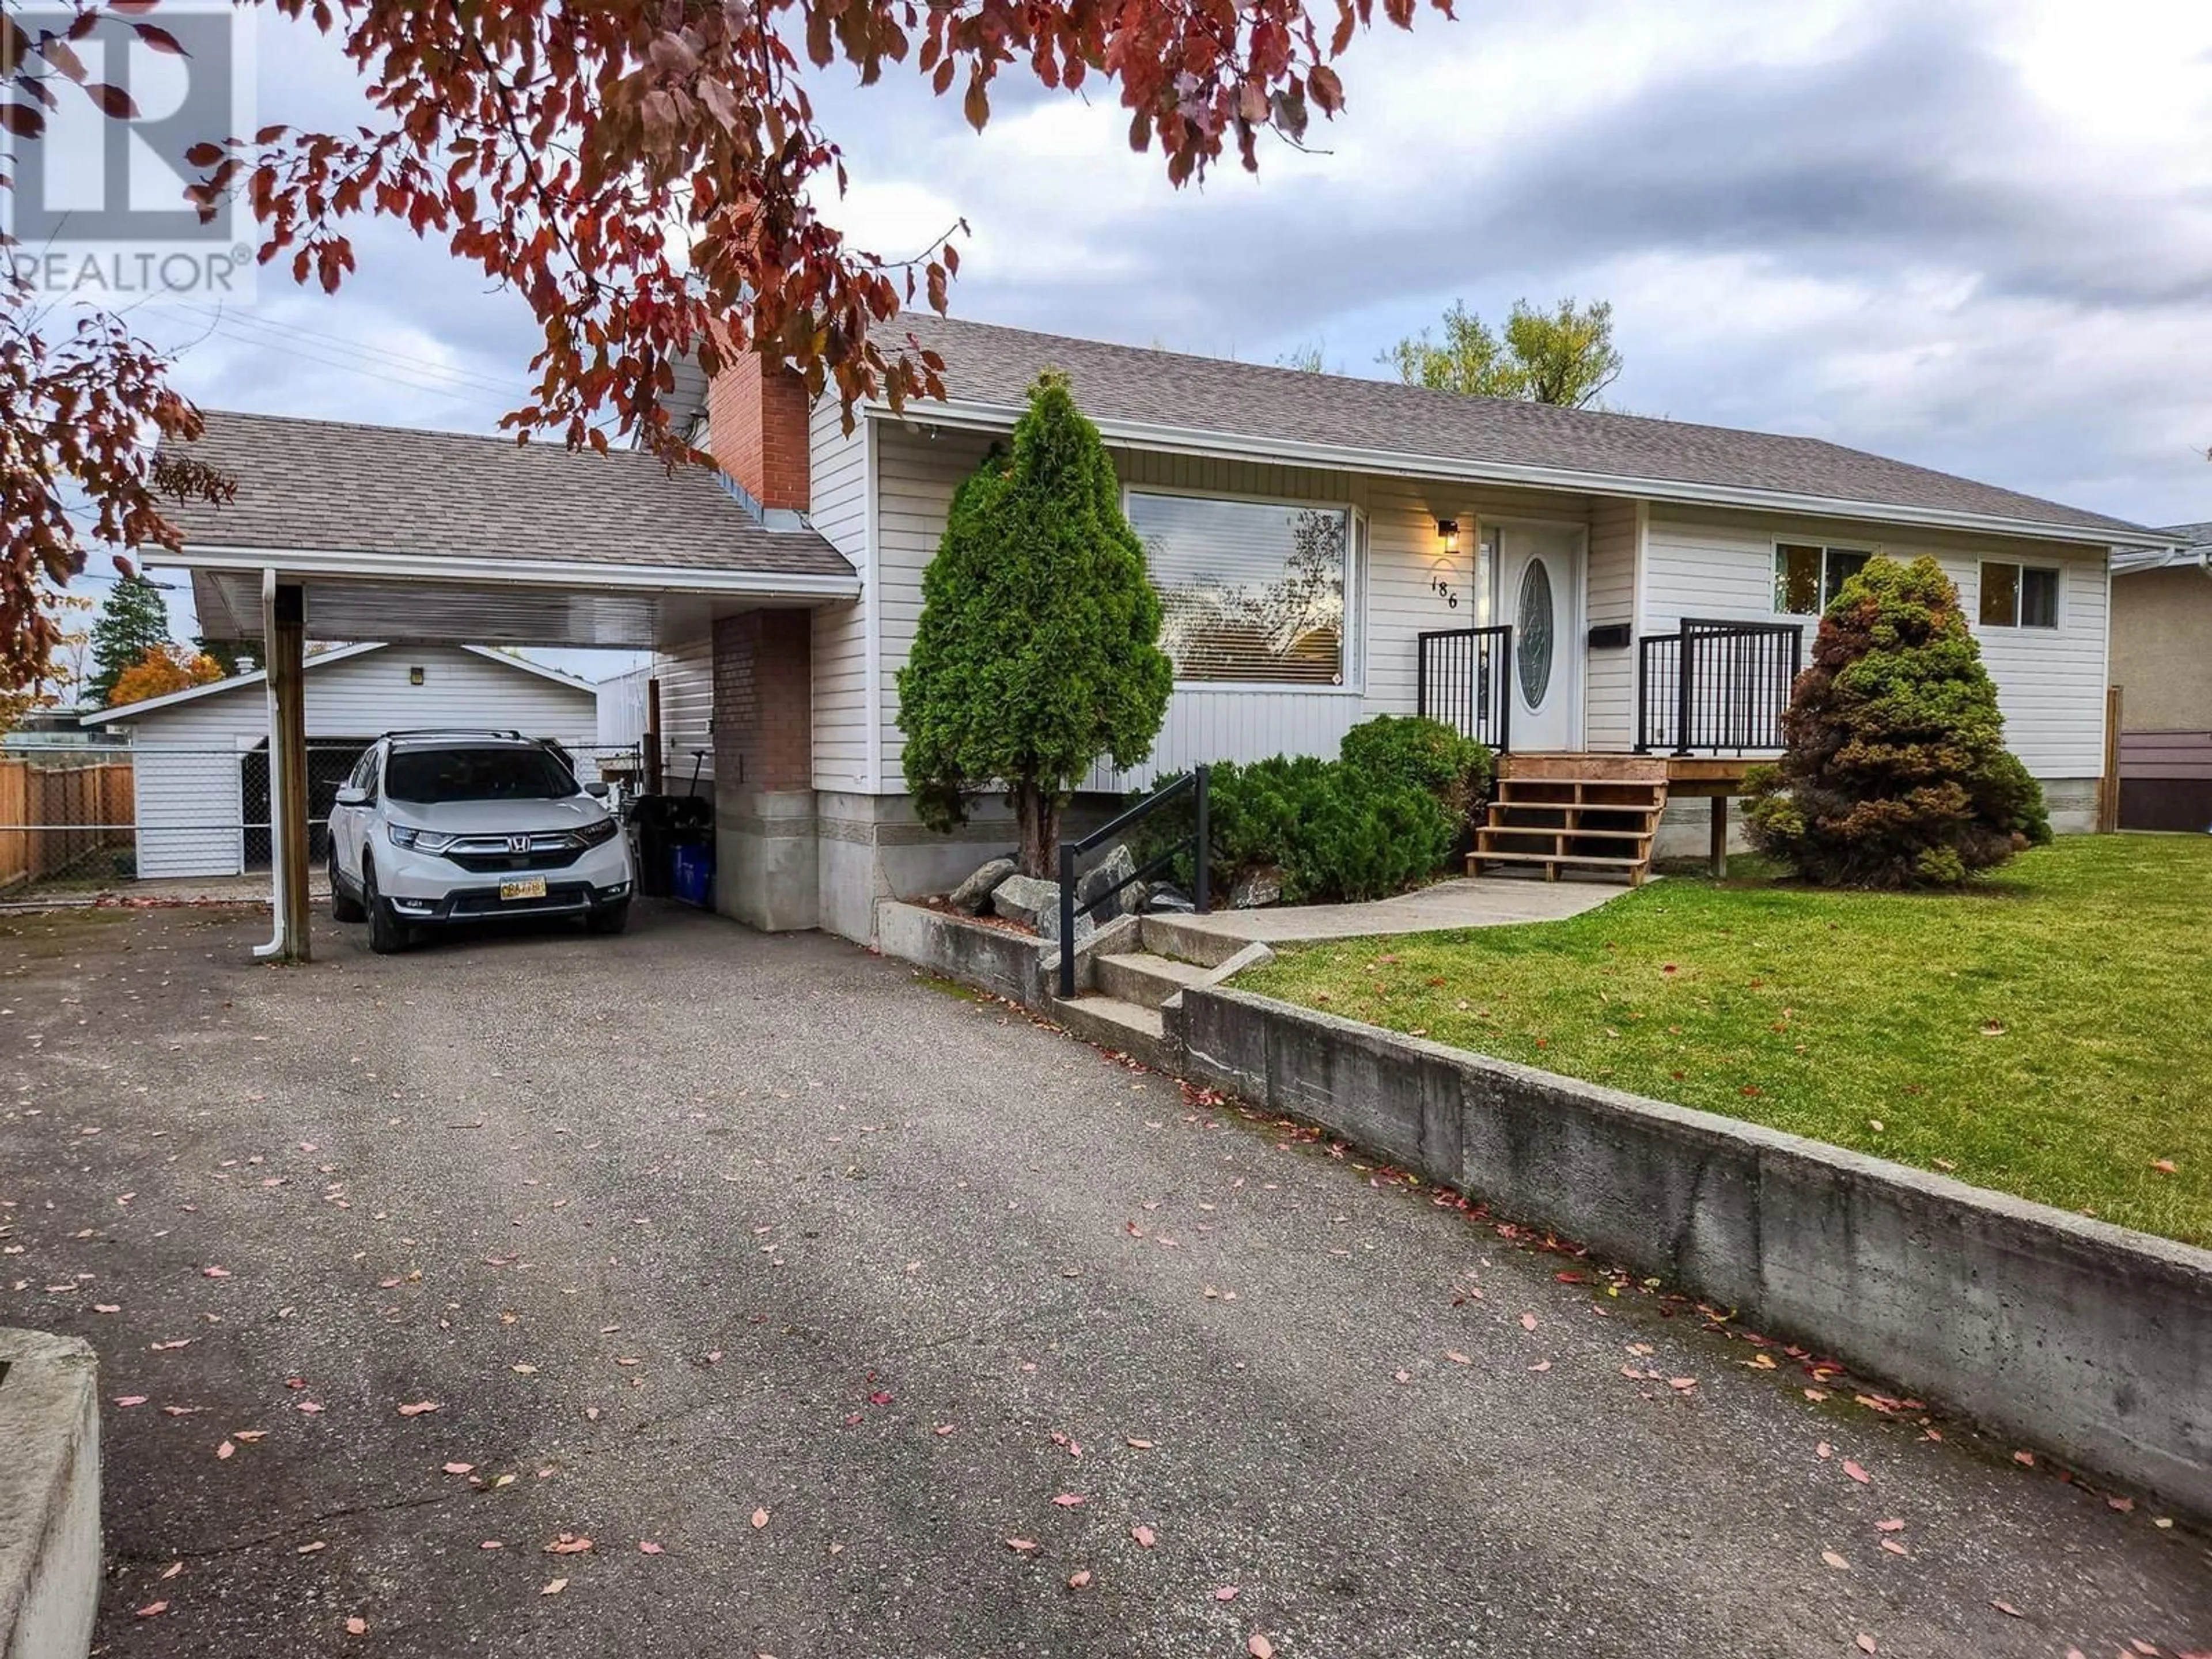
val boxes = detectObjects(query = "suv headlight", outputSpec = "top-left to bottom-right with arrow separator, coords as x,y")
388,823 -> 458,854
576,817 -> 621,848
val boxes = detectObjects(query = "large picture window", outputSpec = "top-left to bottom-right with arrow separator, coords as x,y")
1126,491 -> 1353,685
1774,543 -> 1873,615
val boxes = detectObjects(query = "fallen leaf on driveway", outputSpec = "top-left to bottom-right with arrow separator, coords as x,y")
1855,1636 -> 1876,1654
1873,1518 -> 1905,1532
935,1424 -> 955,1436
2150,1159 -> 2177,1174
442,1462 -> 474,1476
297,1401 -> 324,1414
202,1266 -> 231,1279
216,1440 -> 234,1460
1842,1460 -> 1870,1484
1215,1585 -> 1238,1600
1249,1637 -> 1274,1658
115,1395 -> 147,1408
297,1541 -> 326,1555
1125,1437 -> 1152,1449
1445,1351 -> 1471,1366
751,1508 -> 770,1530
233,1430 -> 267,1443
1990,1600 -> 2022,1618
137,1603 -> 169,1619
396,1401 -> 440,1417
1821,1550 -> 1849,1570
541,1579 -> 567,1596
1519,1313 -> 1537,1331
1528,1361 -> 1551,1373
1006,1539 -> 1039,1554
1052,1494 -> 1085,1508
160,1562 -> 183,1580
512,1364 -> 538,1375
2011,1449 -> 2036,1467
1131,1525 -> 1156,1548
1066,1569 -> 1091,1589
544,1535 -> 593,1555
346,1616 -> 368,1634
638,1541 -> 664,1555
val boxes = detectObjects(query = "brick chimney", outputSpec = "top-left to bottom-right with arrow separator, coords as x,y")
704,347 -> 810,525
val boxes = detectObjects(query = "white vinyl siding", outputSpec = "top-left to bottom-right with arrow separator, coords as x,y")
809,396 -> 872,790
108,645 -> 599,878
650,635 -> 715,786
1645,510 -> 2111,777
1584,498 -> 1638,751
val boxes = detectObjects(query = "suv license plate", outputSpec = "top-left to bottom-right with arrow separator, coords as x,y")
499,876 -> 548,902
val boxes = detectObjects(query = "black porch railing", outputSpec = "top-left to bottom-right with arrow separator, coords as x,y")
1637,618 -> 1805,754
1415,625 -> 1513,752
1056,766 -> 1210,998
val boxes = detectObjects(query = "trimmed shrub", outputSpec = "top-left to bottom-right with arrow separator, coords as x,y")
1338,714 -> 1494,824
1744,555 -> 2051,888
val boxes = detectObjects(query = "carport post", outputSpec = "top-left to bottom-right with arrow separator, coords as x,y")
270,583 -> 312,962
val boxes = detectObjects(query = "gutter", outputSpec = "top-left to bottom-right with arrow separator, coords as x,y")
251,568 -> 287,962
165,544 -> 862,600
871,400 -> 2159,551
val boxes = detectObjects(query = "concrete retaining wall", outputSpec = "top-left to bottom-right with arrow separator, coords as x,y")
1178,986 -> 2212,1516
874,901 -> 1135,1006
0,1329 -> 99,1659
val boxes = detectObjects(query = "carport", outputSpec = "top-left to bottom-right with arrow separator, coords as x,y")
157,408 -> 858,961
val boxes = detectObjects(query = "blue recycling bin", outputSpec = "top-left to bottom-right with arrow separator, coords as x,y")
671,842 -> 714,908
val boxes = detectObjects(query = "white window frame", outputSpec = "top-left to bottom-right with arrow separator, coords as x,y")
1771,537 -> 1880,618
1122,480 -> 1366,696
1976,559 -> 2063,630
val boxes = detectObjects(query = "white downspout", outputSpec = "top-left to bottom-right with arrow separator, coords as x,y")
252,567 -> 287,960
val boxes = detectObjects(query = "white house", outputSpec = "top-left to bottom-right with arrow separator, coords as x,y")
86,643 -> 599,878
150,314 -> 2176,938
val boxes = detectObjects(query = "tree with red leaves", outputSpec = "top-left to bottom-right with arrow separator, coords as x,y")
4,0 -> 1448,685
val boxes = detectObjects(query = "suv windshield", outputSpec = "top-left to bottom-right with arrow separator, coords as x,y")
384,745 -> 577,804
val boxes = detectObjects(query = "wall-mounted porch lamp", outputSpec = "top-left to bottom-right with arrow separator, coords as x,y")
1431,518 -> 1463,609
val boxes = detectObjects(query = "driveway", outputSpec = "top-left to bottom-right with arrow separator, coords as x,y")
2,903 -> 2206,1658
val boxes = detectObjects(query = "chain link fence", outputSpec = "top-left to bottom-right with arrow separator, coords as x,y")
0,739 -> 645,903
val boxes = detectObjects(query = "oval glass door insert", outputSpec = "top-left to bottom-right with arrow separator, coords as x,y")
1516,557 -> 1555,707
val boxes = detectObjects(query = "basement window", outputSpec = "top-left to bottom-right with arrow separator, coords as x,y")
1127,490 -> 1356,686
1979,562 -> 2061,629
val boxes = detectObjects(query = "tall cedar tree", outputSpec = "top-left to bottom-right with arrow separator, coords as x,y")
898,374 -> 1173,877
1745,556 -> 2050,887
86,573 -> 173,707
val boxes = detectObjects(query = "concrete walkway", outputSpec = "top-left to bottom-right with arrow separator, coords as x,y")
1175,873 -> 1621,943
1,903 -> 2205,1657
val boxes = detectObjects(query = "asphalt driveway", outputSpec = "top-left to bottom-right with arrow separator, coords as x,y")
2,902 -> 2207,1658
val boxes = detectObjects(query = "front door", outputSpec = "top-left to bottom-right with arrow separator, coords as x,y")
1497,524 -> 1583,751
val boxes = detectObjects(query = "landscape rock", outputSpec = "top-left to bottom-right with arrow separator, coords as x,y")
990,874 -> 1094,944
948,857 -> 1016,915
1143,884 -> 1195,914
1075,843 -> 1139,922
1229,866 -> 1285,910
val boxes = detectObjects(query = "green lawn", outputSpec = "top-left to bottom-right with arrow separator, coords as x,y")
1240,835 -> 2212,1248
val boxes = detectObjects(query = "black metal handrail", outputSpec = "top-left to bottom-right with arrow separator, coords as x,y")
1637,618 -> 1804,753
1056,766 -> 1210,998
1415,624 -> 1513,752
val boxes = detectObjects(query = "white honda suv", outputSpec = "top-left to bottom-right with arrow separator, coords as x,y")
328,731 -> 634,953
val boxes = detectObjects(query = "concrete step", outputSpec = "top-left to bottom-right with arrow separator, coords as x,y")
1136,914 -> 1251,969
1051,994 -> 1175,1071
1094,950 -> 1212,1009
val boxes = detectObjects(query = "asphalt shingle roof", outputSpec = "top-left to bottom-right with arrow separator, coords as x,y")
2159,521 -> 2212,547
158,411 -> 854,579
897,313 -> 2152,541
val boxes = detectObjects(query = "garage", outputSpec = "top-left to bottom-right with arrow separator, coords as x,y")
85,643 -> 603,878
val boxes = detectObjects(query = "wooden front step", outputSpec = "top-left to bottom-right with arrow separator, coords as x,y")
1476,755 -> 1670,885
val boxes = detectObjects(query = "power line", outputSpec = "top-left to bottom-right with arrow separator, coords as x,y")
153,300 -> 522,398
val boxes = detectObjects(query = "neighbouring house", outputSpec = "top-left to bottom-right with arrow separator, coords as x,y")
83,642 -> 599,878
151,315 -> 2173,939
2111,523 -> 2212,831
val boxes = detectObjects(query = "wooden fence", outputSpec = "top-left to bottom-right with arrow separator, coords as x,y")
0,757 -> 135,891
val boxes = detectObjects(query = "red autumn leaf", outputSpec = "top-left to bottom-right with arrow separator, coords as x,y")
1131,1525 -> 1156,1548
1873,1518 -> 1904,1532
442,1462 -> 474,1475
1066,1569 -> 1092,1588
751,1508 -> 769,1529
115,1395 -> 148,1408
1249,1637 -> 1275,1658
1842,1460 -> 1871,1484
1518,1313 -> 1537,1332
1006,1538 -> 1039,1554
345,1616 -> 368,1635
1991,1600 -> 2022,1618
544,1534 -> 593,1555
137,1601 -> 169,1619
638,1541 -> 665,1555
1051,1494 -> 1085,1508
1215,1585 -> 1238,1600
396,1402 -> 440,1417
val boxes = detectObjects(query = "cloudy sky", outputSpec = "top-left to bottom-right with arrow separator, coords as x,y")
97,0 -> 2212,646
